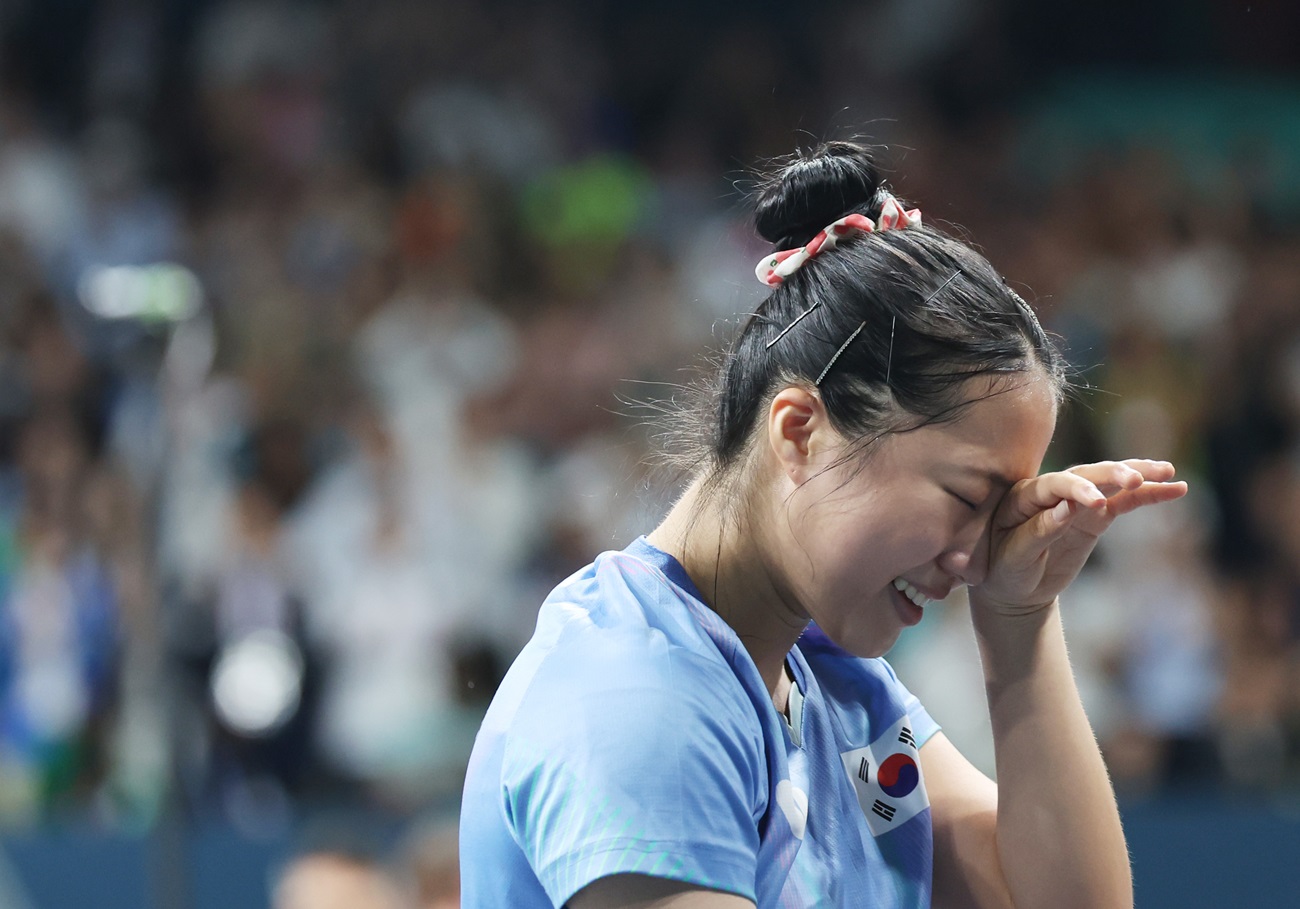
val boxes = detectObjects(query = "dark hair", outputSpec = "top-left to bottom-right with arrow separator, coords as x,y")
697,140 -> 1066,479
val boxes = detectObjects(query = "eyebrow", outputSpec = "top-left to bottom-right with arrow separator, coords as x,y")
960,466 -> 1019,491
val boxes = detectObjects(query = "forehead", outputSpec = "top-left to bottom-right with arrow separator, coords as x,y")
889,374 -> 1058,478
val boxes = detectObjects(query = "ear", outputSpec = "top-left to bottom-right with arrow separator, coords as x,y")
767,386 -> 837,485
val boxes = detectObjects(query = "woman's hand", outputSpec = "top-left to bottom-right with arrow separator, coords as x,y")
971,459 -> 1188,616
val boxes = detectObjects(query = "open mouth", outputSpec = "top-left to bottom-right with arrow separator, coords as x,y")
891,578 -> 930,626
892,577 -> 932,609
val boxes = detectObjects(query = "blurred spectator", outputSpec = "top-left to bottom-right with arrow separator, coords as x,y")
0,411 -> 119,819
400,820 -> 460,909
272,848 -> 405,909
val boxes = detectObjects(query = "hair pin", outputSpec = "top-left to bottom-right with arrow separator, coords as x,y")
926,269 -> 962,302
885,315 -> 897,386
765,302 -> 823,350
1001,276 -> 1045,335
819,268 -> 964,389
815,321 -> 867,386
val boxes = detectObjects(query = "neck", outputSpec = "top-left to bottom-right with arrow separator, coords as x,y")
647,476 -> 809,701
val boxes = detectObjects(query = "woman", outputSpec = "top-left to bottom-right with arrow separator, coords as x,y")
459,141 -> 1186,908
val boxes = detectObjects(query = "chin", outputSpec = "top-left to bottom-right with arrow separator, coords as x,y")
809,591 -> 904,659
860,636 -> 898,660
821,624 -> 898,660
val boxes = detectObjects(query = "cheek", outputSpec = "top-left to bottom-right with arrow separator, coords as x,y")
859,496 -> 958,563
802,494 -> 955,581
873,527 -> 952,579
788,474 -> 964,604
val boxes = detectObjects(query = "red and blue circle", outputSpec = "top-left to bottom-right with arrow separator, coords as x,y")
877,753 -> 919,798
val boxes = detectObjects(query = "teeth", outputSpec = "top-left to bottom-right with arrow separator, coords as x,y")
892,577 -> 931,609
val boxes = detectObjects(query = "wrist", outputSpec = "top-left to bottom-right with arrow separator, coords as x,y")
968,589 -> 1060,620
969,596 -> 1065,688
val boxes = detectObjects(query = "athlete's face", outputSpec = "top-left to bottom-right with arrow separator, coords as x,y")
777,373 -> 1058,658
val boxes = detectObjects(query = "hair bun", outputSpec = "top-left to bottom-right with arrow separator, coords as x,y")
754,141 -> 886,249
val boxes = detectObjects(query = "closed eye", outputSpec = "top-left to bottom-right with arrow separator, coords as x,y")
948,490 -> 979,511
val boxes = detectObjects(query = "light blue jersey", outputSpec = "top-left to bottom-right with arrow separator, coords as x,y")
461,537 -> 940,908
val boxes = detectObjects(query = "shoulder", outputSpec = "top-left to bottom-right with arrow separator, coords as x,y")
483,549 -> 771,906
529,547 -> 753,687
501,547 -> 768,787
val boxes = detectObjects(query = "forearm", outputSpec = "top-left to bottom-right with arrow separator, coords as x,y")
972,598 -> 1132,909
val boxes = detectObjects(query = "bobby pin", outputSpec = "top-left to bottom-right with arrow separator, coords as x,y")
765,302 -> 822,350
886,268 -> 963,384
1001,276 -> 1044,333
924,269 -> 963,305
816,321 -> 867,386
885,316 -> 897,386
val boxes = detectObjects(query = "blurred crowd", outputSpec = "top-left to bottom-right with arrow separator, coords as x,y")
0,0 -> 1297,884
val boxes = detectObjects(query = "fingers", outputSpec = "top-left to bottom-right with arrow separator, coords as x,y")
1117,459 -> 1177,481
1024,498 -> 1079,557
1068,459 -> 1185,516
999,459 -> 1185,529
996,470 -> 1108,527
1103,479 -> 1189,517
994,495 -> 1094,576
1067,459 -> 1175,494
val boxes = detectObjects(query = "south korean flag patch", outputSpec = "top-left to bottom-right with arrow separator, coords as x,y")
840,714 -> 929,837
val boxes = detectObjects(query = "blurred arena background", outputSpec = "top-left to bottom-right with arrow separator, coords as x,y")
1,0 -> 1299,906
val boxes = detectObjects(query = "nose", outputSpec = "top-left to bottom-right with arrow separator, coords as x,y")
938,523 -> 990,588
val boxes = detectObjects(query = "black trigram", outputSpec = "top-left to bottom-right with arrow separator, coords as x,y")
898,726 -> 916,748
872,799 -> 897,821
858,757 -> 871,783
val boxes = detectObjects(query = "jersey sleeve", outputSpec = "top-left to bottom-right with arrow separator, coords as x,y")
500,634 -> 764,907
881,659 -> 941,748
